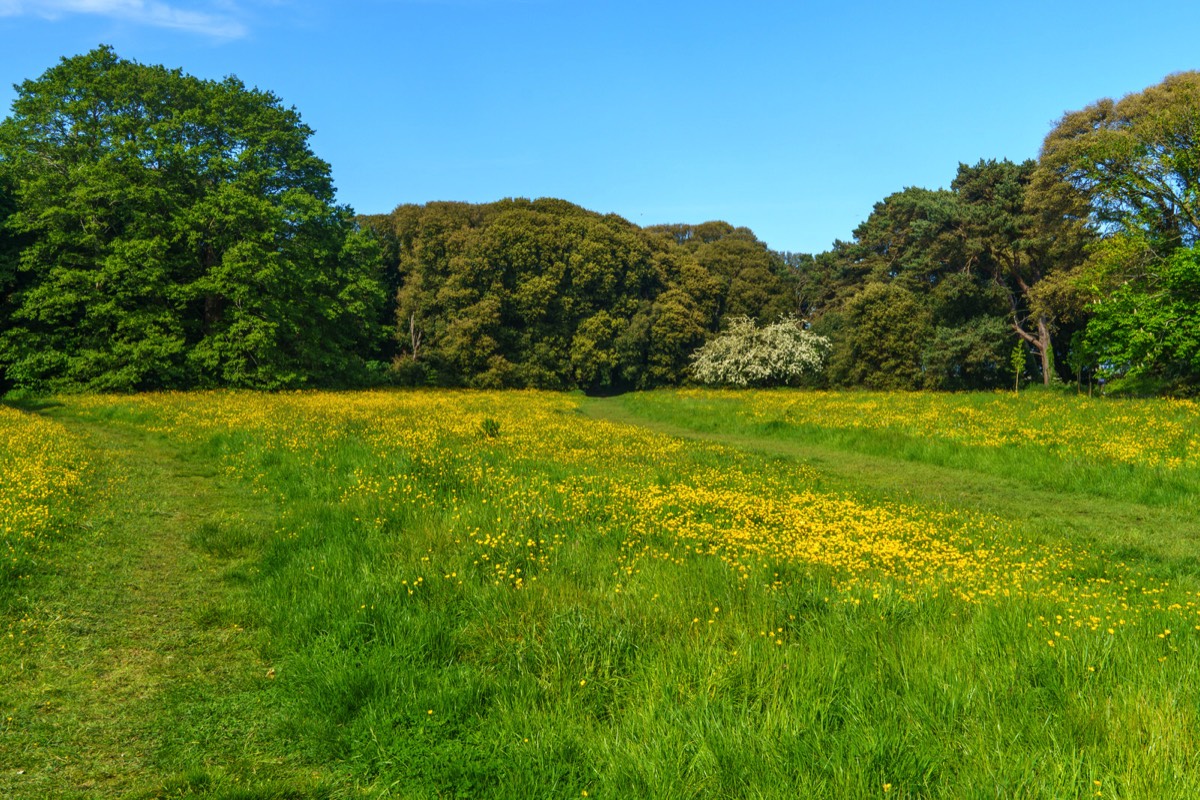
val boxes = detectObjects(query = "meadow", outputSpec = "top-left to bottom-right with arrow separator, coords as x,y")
2,388 -> 1200,798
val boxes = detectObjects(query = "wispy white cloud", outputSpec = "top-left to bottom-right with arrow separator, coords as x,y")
0,0 -> 248,38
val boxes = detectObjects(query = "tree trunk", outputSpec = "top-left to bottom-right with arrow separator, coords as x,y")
203,293 -> 223,329
1012,313 -> 1055,386
408,312 -> 423,361
201,242 -> 222,333
1036,314 -> 1053,385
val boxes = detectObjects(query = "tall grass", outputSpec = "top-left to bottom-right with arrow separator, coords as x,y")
42,389 -> 1200,797
0,404 -> 95,598
610,388 -> 1200,509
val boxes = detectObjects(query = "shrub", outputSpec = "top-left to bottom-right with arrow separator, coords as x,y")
690,316 -> 830,387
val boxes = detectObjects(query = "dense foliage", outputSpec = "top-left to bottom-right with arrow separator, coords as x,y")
805,159 -> 1091,390
1080,244 -> 1200,386
0,47 -> 383,392
1038,72 -> 1200,393
774,72 -> 1200,395
1,48 -> 1197,395
361,202 -> 796,390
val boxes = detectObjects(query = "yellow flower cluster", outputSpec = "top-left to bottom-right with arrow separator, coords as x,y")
0,406 -> 91,570
65,390 -> 1193,631
697,389 -> 1200,469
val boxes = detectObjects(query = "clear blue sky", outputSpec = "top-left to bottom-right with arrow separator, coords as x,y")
2,1 -> 1198,254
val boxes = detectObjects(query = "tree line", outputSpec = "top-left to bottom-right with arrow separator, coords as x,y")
359,202 -> 796,391
794,71 -> 1200,396
1,47 -> 1198,395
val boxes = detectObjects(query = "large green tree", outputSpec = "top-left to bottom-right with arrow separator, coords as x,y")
1038,72 -> 1200,390
813,180 -> 1016,389
805,160 -> 1091,390
0,46 -> 383,391
0,176 -> 16,307
952,159 -> 1084,386
377,199 -> 661,390
647,222 -> 796,323
825,282 -> 932,390
1038,71 -> 1200,252
1080,245 -> 1200,390
0,177 -> 19,393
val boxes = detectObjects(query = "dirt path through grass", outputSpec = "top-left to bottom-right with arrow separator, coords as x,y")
0,409 -> 324,798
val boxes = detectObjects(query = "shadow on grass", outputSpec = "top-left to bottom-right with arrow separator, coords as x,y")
1,394 -> 64,413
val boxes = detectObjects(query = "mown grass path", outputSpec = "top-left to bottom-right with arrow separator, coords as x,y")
0,407 -> 326,799
582,395 -> 1200,574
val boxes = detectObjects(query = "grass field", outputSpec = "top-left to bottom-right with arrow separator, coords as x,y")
2,388 -> 1200,798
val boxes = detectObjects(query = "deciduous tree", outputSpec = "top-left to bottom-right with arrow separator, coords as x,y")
826,282 -> 932,390
0,46 -> 383,391
1038,71 -> 1200,252
690,316 -> 829,387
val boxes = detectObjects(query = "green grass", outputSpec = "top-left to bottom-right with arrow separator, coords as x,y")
0,403 -> 333,798
600,388 -> 1200,508
584,391 -> 1200,571
3,388 -> 1200,797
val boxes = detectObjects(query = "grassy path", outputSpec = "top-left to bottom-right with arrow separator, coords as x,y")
0,408 -> 326,798
582,395 -> 1200,576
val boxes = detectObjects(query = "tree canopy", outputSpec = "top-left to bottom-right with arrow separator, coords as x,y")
2,50 -> 1198,397
799,159 -> 1090,391
1039,71 -> 1200,252
1039,72 -> 1200,392
362,200 -> 796,390
0,46 -> 383,392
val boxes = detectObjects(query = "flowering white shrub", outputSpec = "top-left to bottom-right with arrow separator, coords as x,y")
690,316 -> 830,387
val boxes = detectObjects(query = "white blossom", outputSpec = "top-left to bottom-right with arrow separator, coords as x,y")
690,316 -> 830,387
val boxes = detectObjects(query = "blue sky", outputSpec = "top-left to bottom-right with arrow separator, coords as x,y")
2,1 -> 1198,254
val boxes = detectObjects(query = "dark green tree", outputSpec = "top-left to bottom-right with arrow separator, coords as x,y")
648,222 -> 795,323
611,246 -> 721,389
834,186 -> 967,291
816,180 -> 1015,390
778,250 -> 841,319
0,46 -> 384,391
953,159 -> 1091,386
0,176 -> 16,308
826,282 -> 933,390
369,200 -> 792,391
0,177 -> 19,393
376,199 -> 660,390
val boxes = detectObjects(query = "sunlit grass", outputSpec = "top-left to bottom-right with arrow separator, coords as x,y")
0,405 -> 93,590
614,387 -> 1200,506
7,388 -> 1200,797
